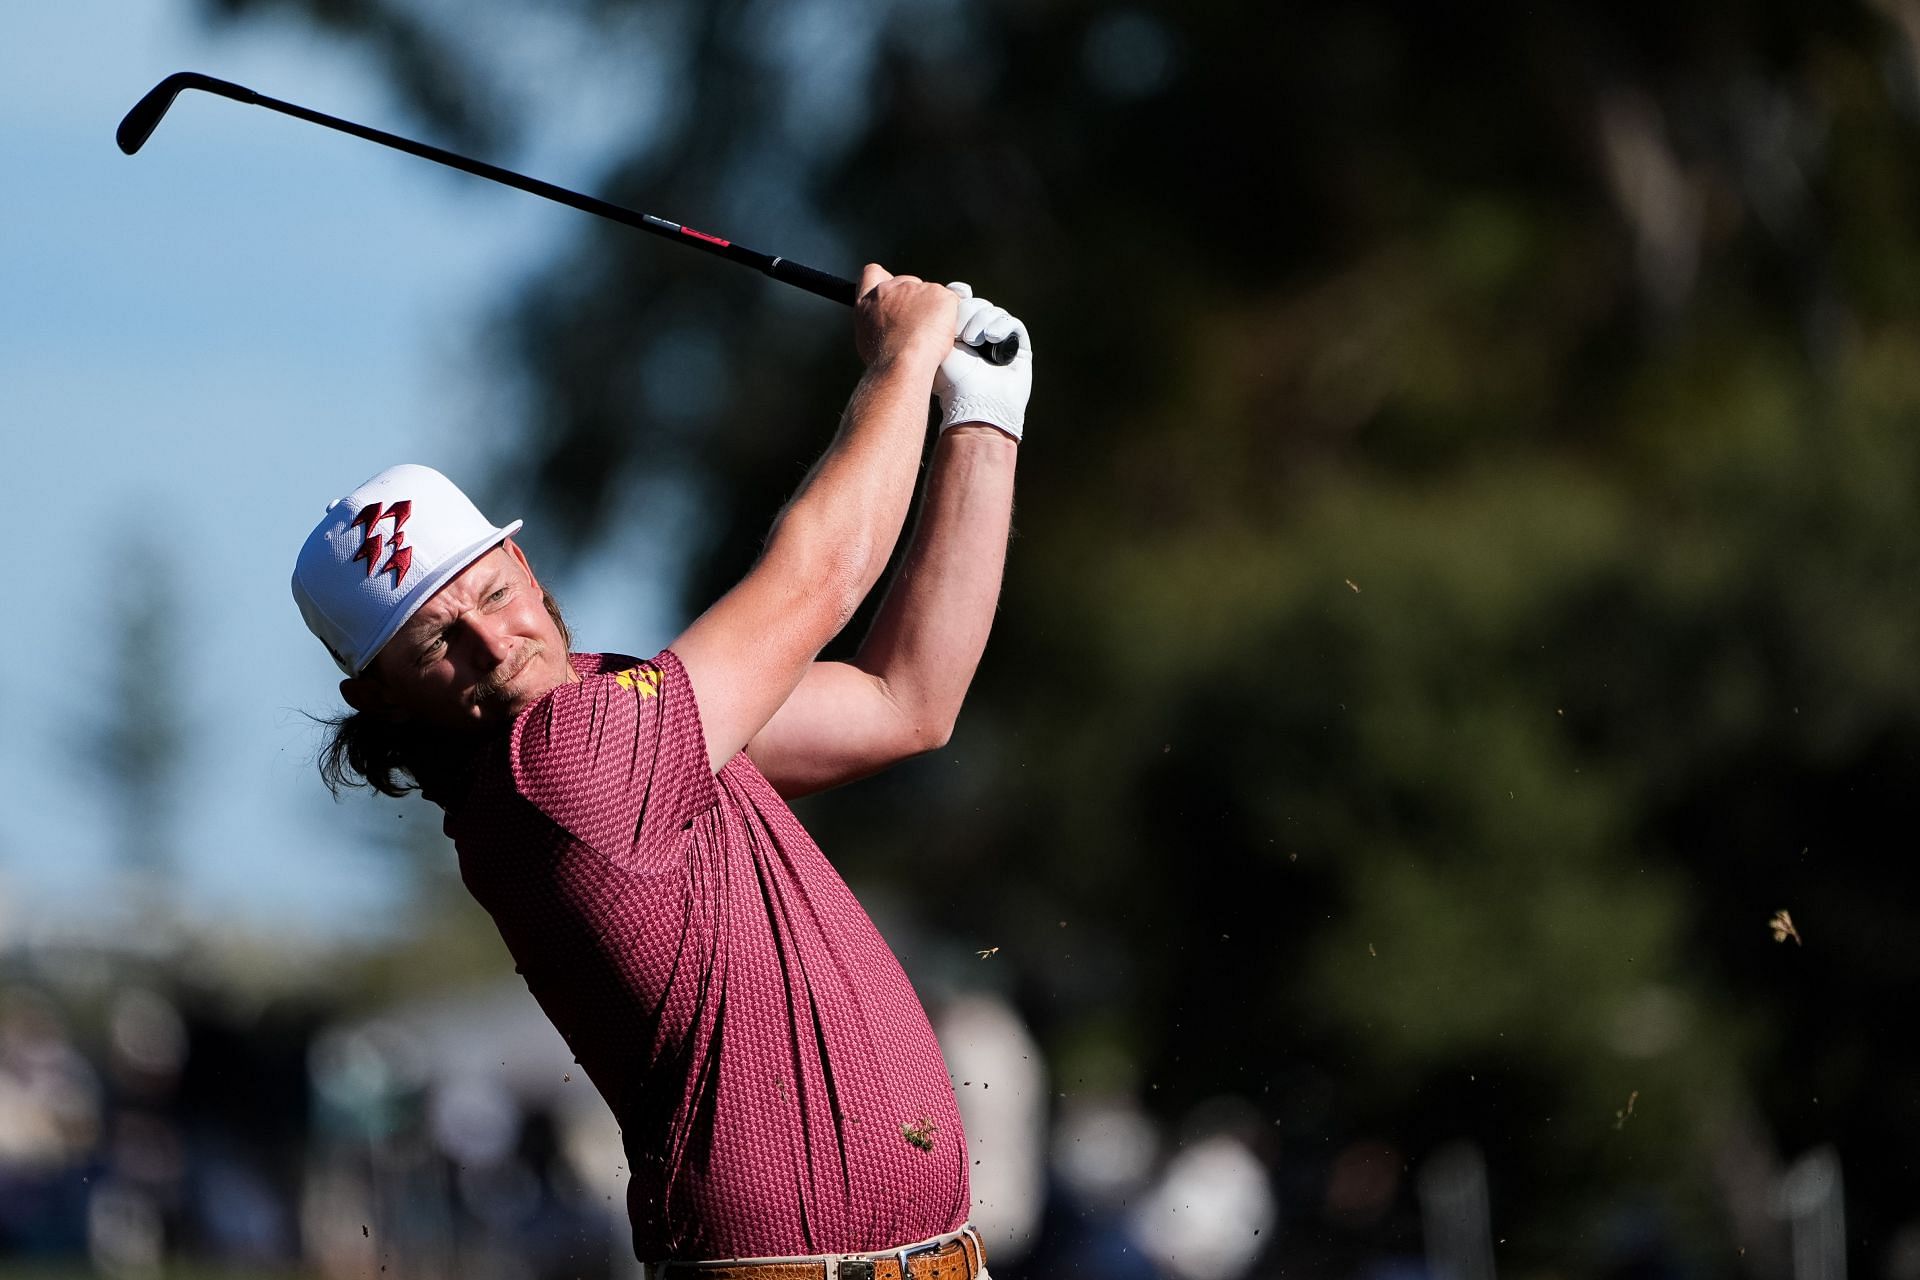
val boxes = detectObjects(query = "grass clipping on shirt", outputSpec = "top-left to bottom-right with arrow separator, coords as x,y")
901,1117 -> 937,1152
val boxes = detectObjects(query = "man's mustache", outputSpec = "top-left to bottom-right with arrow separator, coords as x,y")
470,642 -> 542,706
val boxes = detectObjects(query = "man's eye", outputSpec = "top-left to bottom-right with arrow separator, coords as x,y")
488,587 -> 511,604
418,638 -> 446,663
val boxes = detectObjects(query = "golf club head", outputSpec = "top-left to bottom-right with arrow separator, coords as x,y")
117,72 -> 258,155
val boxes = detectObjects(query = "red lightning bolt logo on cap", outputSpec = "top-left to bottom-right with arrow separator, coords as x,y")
349,501 -> 414,585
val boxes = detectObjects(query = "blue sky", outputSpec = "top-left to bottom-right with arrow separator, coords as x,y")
0,3 -> 673,939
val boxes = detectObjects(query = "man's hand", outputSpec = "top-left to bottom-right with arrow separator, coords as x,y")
933,284 -> 1033,440
856,264 -> 961,370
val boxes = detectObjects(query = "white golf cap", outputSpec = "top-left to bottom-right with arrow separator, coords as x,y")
293,463 -> 523,675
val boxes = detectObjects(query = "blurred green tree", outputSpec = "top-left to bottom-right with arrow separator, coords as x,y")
85,543 -> 191,932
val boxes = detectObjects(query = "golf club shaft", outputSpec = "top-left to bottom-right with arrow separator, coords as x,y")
119,73 -> 857,306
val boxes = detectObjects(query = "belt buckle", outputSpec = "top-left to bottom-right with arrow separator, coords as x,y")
896,1240 -> 945,1280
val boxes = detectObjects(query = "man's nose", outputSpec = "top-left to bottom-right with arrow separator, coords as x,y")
457,615 -> 517,668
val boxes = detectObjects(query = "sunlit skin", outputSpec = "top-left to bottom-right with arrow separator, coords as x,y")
340,540 -> 578,731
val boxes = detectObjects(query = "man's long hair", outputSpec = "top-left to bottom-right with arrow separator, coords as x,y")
318,591 -> 573,798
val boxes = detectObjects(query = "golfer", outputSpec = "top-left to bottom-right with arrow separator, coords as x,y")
291,266 -> 1029,1274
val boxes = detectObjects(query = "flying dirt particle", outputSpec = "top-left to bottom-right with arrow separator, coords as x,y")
1613,1090 -> 1639,1130
1345,579 -> 1361,593
1368,943 -> 1377,957
563,1074 -> 571,1083
976,947 -> 1000,959
1769,910 -> 1803,946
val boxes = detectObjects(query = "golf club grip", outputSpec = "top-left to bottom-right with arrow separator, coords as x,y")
769,258 -> 1019,365
766,258 -> 857,306
980,334 -> 1021,366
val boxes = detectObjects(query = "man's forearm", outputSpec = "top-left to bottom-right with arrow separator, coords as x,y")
762,347 -> 951,623
671,267 -> 969,773
850,425 -> 1018,744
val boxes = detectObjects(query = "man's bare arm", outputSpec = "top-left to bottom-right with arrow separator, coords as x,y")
745,424 -> 1017,796
670,266 -> 958,773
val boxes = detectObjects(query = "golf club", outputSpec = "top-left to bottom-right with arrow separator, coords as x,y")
117,71 -> 1019,364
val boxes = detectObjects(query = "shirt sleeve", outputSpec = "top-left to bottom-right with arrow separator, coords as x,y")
508,649 -> 719,868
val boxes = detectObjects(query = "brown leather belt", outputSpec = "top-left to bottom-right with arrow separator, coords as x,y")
650,1227 -> 986,1280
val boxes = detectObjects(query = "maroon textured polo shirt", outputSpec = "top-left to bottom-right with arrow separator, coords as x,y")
421,650 -> 968,1259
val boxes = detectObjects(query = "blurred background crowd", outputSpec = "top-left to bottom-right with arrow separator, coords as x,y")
7,0 -> 1920,1276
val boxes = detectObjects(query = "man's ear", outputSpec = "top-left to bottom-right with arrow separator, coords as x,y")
340,675 -> 398,717
502,537 -> 539,592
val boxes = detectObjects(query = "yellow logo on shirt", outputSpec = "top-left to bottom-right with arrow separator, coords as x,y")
614,665 -> 662,697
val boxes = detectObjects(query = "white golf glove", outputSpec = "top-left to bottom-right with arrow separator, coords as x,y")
933,283 -> 1032,440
